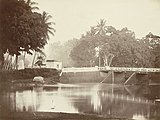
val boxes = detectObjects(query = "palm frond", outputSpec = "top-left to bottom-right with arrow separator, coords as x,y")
94,19 -> 107,35
37,49 -> 46,57
48,30 -> 55,36
45,22 -> 52,26
45,15 -> 52,22
27,0 -> 39,10
30,2 -> 38,5
48,26 -> 56,31
31,6 -> 39,10
41,11 -> 56,38
42,11 -> 47,20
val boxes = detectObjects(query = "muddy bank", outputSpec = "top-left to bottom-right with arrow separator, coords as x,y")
1,112 -> 133,120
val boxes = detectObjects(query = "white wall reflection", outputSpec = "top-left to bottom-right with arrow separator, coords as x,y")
14,87 -> 78,113
16,90 -> 38,111
37,91 -> 78,113
132,114 -> 148,120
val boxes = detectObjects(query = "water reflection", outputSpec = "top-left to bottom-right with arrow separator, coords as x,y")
93,85 -> 103,112
132,114 -> 148,120
0,83 -> 160,120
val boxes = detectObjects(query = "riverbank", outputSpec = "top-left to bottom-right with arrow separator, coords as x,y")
2,112 -> 133,120
0,68 -> 60,84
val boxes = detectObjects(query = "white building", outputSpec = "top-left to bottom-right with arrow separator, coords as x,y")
45,60 -> 62,70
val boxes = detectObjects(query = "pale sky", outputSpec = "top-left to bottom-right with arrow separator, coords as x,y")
36,0 -> 160,43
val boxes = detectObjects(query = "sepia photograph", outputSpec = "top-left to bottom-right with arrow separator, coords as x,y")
0,0 -> 160,120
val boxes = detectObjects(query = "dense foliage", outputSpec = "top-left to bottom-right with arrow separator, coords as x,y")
142,32 -> 160,68
70,20 -> 158,68
0,0 -> 55,69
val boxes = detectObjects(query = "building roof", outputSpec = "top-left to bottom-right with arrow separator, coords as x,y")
46,60 -> 61,62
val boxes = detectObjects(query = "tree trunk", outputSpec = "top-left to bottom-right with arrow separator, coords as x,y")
10,56 -> 13,70
6,55 -> 11,70
32,51 -> 36,68
0,52 -> 4,69
98,48 -> 101,67
24,51 -> 26,68
2,53 -> 9,70
15,54 -> 18,70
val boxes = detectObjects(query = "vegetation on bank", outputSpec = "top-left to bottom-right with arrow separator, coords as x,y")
0,0 -> 160,85
0,0 -> 55,70
49,20 -> 160,68
70,20 -> 160,68
0,68 -> 59,82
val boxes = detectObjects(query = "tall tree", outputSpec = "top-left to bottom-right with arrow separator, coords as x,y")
0,0 -> 55,69
93,19 -> 109,67
0,0 -> 31,68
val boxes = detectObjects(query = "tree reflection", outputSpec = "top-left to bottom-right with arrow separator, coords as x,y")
0,84 -> 160,120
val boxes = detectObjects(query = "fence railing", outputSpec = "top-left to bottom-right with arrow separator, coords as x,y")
62,67 -> 99,72
99,67 -> 160,72
62,66 -> 160,73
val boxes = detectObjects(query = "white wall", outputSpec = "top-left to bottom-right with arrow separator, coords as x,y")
46,61 -> 62,70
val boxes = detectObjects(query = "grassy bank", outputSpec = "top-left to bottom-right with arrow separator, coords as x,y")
0,68 -> 60,83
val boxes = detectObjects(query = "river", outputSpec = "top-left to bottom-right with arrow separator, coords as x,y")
0,83 -> 160,120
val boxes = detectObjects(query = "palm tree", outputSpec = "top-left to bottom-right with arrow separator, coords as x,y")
30,11 -> 55,68
94,19 -> 108,36
93,19 -> 108,67
31,49 -> 46,68
35,53 -> 46,68
41,11 -> 56,40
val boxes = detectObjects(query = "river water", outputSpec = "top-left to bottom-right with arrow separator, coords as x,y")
0,83 -> 160,120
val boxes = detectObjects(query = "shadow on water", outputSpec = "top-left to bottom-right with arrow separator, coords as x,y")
0,83 -> 160,120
